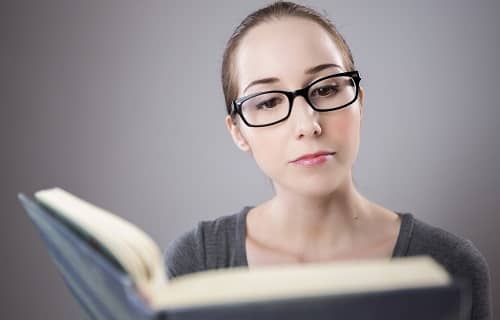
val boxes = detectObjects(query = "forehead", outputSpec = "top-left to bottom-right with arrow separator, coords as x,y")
235,17 -> 346,92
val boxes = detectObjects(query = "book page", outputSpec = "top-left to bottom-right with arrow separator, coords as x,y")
35,188 -> 166,290
150,256 -> 450,310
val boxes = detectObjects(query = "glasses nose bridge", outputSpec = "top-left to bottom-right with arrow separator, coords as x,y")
288,87 -> 312,110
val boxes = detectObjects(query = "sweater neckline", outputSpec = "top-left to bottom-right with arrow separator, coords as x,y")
235,206 -> 414,267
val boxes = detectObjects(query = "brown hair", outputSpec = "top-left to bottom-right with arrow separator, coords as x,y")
221,1 -> 356,121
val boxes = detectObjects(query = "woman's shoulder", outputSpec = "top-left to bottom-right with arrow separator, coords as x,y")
402,213 -> 488,268
164,206 -> 252,279
399,212 -> 492,319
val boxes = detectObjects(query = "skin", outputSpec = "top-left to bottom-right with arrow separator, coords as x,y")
225,17 -> 401,266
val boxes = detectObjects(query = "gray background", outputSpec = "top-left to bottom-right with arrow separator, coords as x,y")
1,0 -> 498,318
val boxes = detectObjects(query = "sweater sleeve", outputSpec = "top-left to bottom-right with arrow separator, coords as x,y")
164,222 -> 207,279
460,240 -> 492,320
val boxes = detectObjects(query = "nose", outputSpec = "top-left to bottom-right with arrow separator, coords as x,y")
290,96 -> 322,138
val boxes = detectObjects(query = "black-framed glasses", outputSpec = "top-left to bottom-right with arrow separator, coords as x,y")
231,71 -> 361,127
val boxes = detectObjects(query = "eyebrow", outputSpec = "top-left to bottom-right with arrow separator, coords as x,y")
242,63 -> 342,94
243,77 -> 280,94
304,63 -> 342,75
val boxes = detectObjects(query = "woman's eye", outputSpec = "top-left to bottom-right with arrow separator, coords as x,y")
312,85 -> 338,97
256,97 -> 280,109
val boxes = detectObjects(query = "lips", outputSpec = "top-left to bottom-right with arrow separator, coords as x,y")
291,151 -> 336,163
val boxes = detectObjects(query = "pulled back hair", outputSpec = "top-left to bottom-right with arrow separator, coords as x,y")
221,1 -> 356,122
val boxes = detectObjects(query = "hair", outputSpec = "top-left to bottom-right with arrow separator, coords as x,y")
221,1 -> 356,122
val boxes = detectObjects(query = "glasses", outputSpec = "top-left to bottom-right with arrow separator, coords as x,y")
231,71 -> 361,127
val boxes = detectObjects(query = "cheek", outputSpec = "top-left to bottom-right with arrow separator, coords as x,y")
327,106 -> 361,154
243,128 -> 287,176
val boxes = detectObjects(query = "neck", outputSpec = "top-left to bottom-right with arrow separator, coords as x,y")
267,174 -> 371,249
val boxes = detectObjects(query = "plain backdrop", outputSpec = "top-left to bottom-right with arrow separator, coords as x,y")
1,0 -> 498,318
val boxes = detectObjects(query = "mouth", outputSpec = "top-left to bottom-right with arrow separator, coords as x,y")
290,151 -> 336,164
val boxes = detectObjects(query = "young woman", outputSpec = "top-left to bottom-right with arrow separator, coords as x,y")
165,2 -> 491,319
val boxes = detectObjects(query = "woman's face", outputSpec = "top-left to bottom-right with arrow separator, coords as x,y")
226,17 -> 364,197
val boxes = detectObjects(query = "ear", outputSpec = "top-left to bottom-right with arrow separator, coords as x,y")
225,115 -> 251,153
358,86 -> 365,120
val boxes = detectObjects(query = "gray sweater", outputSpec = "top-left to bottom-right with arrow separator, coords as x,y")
165,207 -> 492,320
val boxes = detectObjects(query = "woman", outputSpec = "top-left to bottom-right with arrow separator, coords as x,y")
165,1 -> 491,319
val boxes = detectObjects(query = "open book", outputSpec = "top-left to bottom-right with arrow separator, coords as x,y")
19,187 -> 470,320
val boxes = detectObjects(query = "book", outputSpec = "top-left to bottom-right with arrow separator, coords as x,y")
18,187 -> 471,320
